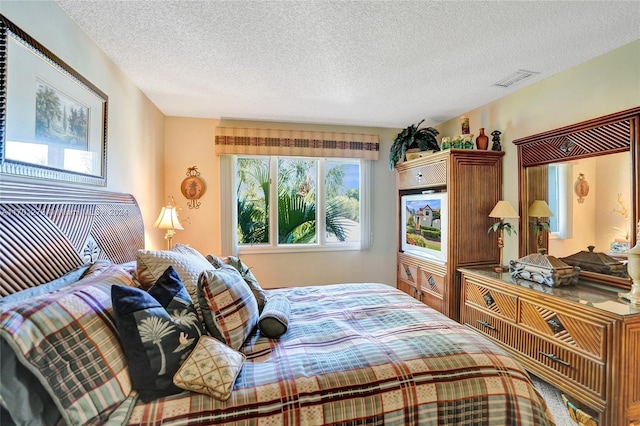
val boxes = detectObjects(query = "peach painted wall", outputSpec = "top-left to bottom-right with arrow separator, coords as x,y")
435,39 -> 640,264
163,118 -> 400,288
594,152 -> 632,249
2,1 -> 167,249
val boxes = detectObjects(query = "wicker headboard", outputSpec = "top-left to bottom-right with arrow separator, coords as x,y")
0,179 -> 145,296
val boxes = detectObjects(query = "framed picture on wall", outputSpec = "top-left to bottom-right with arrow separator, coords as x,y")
0,14 -> 108,186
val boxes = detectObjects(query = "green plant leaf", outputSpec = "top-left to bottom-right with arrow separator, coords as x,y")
389,120 -> 440,170
488,220 -> 517,235
533,221 -> 551,234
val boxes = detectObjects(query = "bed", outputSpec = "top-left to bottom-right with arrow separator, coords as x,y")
0,180 -> 555,425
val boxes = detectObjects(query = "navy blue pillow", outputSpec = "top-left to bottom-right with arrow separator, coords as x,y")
112,266 -> 205,402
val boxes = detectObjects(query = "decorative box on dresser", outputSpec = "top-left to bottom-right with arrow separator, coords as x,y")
396,149 -> 504,321
459,267 -> 640,426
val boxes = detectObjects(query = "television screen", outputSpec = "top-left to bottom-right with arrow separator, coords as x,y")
401,192 -> 448,264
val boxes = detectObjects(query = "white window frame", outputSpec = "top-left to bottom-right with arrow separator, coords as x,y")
548,163 -> 573,240
220,155 -> 371,255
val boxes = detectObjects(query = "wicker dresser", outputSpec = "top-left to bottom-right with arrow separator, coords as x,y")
459,267 -> 640,426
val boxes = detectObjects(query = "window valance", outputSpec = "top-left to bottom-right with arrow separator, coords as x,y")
215,127 -> 379,160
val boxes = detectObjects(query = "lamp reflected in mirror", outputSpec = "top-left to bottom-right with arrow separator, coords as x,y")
488,200 -> 519,272
154,196 -> 184,249
529,200 -> 554,254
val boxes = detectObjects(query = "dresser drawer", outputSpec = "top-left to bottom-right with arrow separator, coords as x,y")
397,161 -> 447,189
516,328 -> 606,400
464,278 -> 517,322
465,304 -> 606,400
463,304 -> 514,342
518,299 -> 608,360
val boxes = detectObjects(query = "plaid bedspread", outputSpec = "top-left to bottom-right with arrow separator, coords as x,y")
124,283 -> 554,425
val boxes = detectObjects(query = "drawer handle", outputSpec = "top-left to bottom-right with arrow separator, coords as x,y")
476,320 -> 496,331
416,171 -> 423,181
539,351 -> 571,367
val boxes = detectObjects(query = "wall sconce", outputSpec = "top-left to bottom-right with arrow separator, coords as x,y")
154,196 -> 184,249
488,200 -> 519,272
529,200 -> 554,253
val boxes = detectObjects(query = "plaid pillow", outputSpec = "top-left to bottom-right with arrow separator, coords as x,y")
136,246 -> 215,321
173,335 -> 245,401
225,256 -> 269,313
258,294 -> 291,338
206,254 -> 269,313
0,264 -> 135,426
197,266 -> 259,350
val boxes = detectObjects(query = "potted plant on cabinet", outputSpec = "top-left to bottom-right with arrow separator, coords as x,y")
389,119 -> 440,170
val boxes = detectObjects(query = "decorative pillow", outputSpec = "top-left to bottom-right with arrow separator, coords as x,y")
206,254 -> 268,313
206,254 -> 225,269
258,294 -> 291,339
226,256 -> 269,312
171,243 -> 207,260
173,335 -> 246,401
136,246 -> 215,320
0,264 -> 135,426
0,263 -> 90,309
111,267 -> 204,402
197,266 -> 259,350
81,259 -> 117,279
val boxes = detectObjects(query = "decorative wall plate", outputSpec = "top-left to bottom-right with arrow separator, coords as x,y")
574,173 -> 589,203
181,166 -> 205,209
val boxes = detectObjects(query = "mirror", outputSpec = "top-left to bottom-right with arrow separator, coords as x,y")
514,107 -> 639,289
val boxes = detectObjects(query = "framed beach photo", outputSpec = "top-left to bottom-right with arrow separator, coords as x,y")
0,15 -> 108,186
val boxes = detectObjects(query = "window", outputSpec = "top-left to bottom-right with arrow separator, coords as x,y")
548,163 -> 573,239
226,155 -> 369,254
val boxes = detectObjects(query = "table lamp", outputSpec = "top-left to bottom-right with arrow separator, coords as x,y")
154,197 -> 184,249
488,200 -> 519,272
529,200 -> 554,254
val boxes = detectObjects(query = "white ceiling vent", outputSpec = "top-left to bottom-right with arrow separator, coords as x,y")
492,69 -> 540,88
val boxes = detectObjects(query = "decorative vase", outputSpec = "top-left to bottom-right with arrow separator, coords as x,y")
619,221 -> 640,305
476,128 -> 489,150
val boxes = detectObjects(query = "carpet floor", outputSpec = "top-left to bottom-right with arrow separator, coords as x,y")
531,374 -> 578,425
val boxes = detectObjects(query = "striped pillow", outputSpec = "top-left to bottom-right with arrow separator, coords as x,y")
0,264 -> 135,426
136,246 -> 215,321
197,266 -> 259,350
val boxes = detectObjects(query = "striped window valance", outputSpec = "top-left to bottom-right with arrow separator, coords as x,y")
215,127 -> 379,160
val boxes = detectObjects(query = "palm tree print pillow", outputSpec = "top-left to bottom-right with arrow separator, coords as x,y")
112,266 -> 205,402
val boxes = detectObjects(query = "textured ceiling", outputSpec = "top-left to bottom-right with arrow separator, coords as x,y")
56,0 -> 640,129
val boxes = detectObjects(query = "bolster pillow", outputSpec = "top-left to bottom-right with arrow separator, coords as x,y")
257,294 -> 291,338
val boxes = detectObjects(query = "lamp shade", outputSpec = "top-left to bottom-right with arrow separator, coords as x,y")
153,206 -> 184,230
528,200 -> 554,218
488,200 -> 519,219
